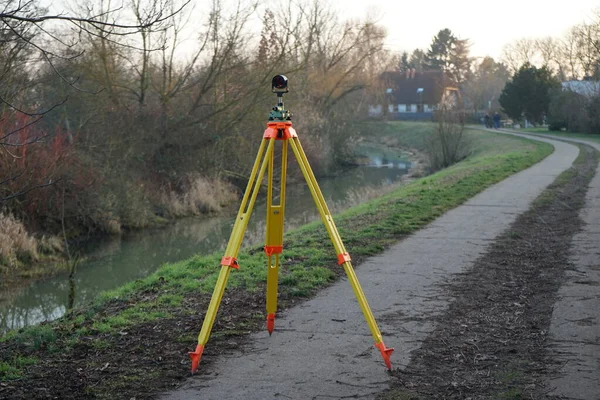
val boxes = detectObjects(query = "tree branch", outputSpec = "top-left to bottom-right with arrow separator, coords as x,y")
0,0 -> 191,31
1,178 -> 59,202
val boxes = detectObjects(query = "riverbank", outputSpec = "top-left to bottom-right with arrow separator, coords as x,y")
0,124 -> 553,399
0,189 -> 237,287
0,123 -> 422,292
0,139 -> 416,334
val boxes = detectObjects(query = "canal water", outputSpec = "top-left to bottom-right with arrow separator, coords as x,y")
0,145 -> 416,333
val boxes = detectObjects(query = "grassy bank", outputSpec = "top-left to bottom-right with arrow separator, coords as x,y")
519,127 -> 600,145
0,123 -> 554,399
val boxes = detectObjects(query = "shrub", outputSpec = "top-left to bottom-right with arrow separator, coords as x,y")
428,106 -> 471,170
0,213 -> 39,268
547,89 -> 589,133
588,96 -> 600,134
161,175 -> 238,217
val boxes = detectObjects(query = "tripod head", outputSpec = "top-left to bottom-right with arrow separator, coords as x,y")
268,75 -> 292,122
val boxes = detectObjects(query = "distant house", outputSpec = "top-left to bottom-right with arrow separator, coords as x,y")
369,69 -> 460,120
561,77 -> 600,98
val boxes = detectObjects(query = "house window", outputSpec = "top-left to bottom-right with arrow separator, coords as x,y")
406,104 -> 412,112
388,104 -> 395,113
368,104 -> 383,117
398,104 -> 406,112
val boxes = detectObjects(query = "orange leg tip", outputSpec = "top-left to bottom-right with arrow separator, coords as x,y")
189,344 -> 204,374
267,313 -> 275,335
375,342 -> 394,370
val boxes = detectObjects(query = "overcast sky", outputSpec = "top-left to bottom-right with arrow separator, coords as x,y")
332,0 -> 598,59
49,0 -> 599,63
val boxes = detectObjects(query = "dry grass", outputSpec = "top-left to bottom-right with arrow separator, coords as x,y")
39,235 -> 64,254
161,175 -> 238,218
94,209 -> 124,235
0,213 -> 39,268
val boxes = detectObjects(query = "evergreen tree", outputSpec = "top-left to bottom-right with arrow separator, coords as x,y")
499,63 -> 560,123
448,38 -> 472,84
424,28 -> 471,83
398,51 -> 410,72
257,10 -> 279,64
424,28 -> 456,71
409,49 -> 426,72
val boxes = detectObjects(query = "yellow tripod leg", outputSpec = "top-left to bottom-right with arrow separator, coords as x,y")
288,137 -> 394,370
190,138 -> 276,373
265,140 -> 288,334
266,253 -> 280,334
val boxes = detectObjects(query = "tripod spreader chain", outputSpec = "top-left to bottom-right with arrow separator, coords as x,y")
188,75 -> 394,374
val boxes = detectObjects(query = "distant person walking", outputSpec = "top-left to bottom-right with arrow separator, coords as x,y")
484,113 -> 491,128
493,112 -> 501,129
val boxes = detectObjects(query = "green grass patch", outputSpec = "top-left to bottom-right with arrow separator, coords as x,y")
157,293 -> 184,306
9,325 -> 57,351
495,367 -> 526,399
88,302 -> 173,335
0,361 -> 22,380
361,121 -> 435,151
0,355 -> 37,380
520,127 -> 600,145
90,339 -> 111,349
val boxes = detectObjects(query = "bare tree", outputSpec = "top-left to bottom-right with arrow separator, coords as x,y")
429,100 -> 469,170
501,38 -> 538,72
462,56 -> 510,112
558,27 -> 582,80
0,0 -> 189,202
535,36 -> 561,72
572,21 -> 600,78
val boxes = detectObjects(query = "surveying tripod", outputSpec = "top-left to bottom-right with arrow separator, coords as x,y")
189,75 -> 393,373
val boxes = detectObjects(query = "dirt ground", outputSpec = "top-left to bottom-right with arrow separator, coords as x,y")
0,259 -> 349,399
380,145 -> 598,400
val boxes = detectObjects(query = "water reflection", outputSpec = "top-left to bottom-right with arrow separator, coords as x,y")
1,148 -> 413,334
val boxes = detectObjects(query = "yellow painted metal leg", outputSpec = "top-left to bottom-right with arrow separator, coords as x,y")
266,253 -> 280,334
189,265 -> 232,372
190,138 -> 276,373
264,140 -> 287,334
288,137 -> 394,370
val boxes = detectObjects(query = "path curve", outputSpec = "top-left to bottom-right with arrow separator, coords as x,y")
161,133 -> 579,400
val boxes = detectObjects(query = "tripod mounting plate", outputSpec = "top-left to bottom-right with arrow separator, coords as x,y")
268,105 -> 292,122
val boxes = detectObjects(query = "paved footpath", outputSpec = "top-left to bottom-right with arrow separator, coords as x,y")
161,134 -> 579,400
534,135 -> 600,400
